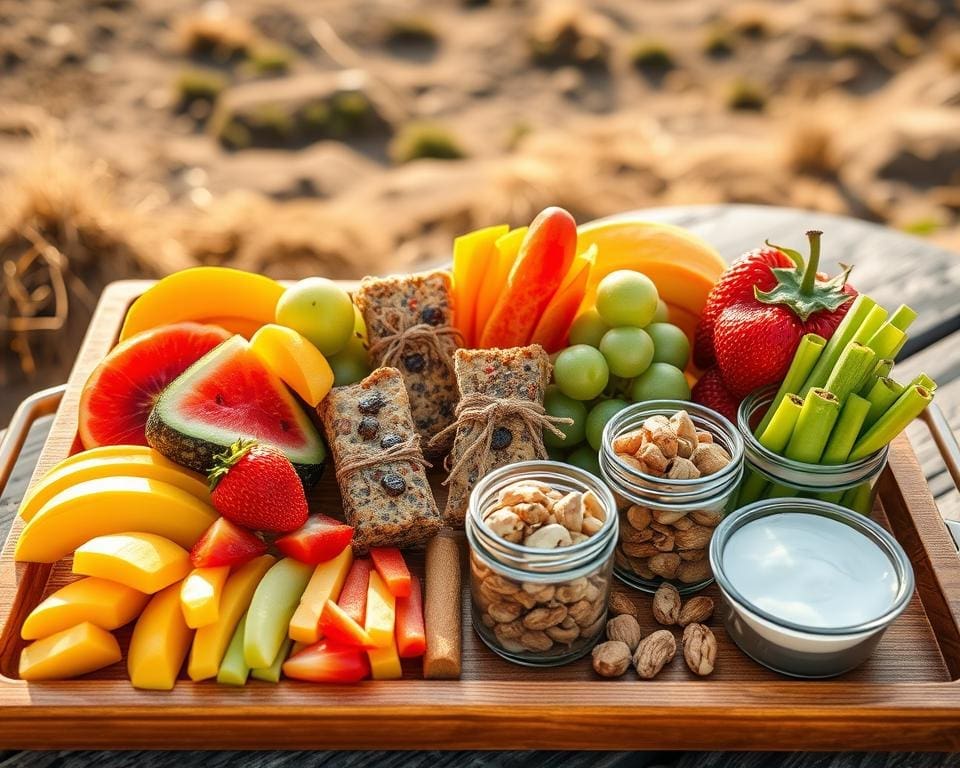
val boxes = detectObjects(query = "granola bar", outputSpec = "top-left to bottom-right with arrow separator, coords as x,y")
355,270 -> 460,455
443,345 -> 552,526
319,366 -> 441,552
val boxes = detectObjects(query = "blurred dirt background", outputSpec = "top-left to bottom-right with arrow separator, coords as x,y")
1,0 -> 960,417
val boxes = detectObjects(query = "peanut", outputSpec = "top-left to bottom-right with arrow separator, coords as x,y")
678,596 -> 715,626
652,582 -> 682,625
682,623 -> 717,676
634,629 -> 677,679
592,641 -> 632,677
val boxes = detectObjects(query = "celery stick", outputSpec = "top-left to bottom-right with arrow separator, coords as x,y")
859,358 -> 893,396
821,394 -> 871,465
864,377 -> 904,429
250,637 -> 292,683
888,304 -> 918,332
864,323 -> 905,361
758,394 -> 804,454
756,334 -> 825,435
801,295 -> 876,395
737,469 -> 770,507
849,384 -> 934,460
766,483 -> 796,499
785,388 -> 841,463
824,342 -> 876,403
840,482 -> 874,514
850,305 -> 889,347
910,372 -> 937,392
217,613 -> 251,686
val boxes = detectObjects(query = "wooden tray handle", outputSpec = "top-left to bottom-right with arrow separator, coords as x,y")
0,385 -> 65,499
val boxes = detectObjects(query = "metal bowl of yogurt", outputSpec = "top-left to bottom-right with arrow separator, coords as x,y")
709,498 -> 915,678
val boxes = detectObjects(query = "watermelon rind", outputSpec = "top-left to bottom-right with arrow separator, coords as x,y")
146,336 -> 326,486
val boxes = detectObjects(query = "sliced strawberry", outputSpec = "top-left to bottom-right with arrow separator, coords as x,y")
318,600 -> 375,648
396,574 -> 426,658
337,558 -> 373,625
282,639 -> 371,684
369,547 -> 411,598
274,514 -> 354,565
190,517 -> 267,568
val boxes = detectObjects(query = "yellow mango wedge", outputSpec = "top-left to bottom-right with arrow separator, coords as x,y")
250,324 -> 335,407
19,450 -> 210,522
474,226 -> 526,346
289,546 -> 353,644
21,577 -> 149,641
365,571 -> 396,648
368,636 -> 403,680
188,554 -> 275,681
48,444 -> 154,473
451,224 -> 509,347
15,477 -> 218,563
19,622 -> 122,681
127,582 -> 194,691
73,533 -> 191,595
180,566 -> 230,629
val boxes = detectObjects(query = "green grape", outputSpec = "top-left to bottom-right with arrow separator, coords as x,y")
543,385 -> 588,449
629,362 -> 691,402
568,309 -> 610,348
598,327 -> 654,378
646,323 -> 691,370
567,445 -> 602,477
652,298 -> 670,324
553,345 -> 609,401
327,336 -> 370,386
276,277 -> 355,356
595,270 -> 659,328
586,398 -> 629,451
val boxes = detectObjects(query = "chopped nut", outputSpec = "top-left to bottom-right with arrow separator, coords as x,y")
582,490 -> 607,521
677,558 -> 712,584
494,620 -> 523,640
592,641 -> 632,677
498,483 -> 550,507
514,502 -> 551,526
672,515 -> 694,531
638,443 -> 669,475
641,415 -> 671,438
555,577 -> 588,603
546,623 -> 580,644
674,524 -> 713,550
519,630 -> 554,652
608,592 -> 637,618
679,548 -> 706,562
651,524 -> 675,552
581,516 -> 603,536
678,596 -> 715,626
483,573 -> 521,595
677,437 -> 696,459
666,457 -> 700,480
522,605 -> 568,630
606,614 -> 642,651
613,429 -> 645,455
691,443 -> 732,476
622,541 -> 661,558
553,492 -> 584,532
682,623 -> 717,676
485,509 -> 524,542
648,552 -> 681,579
652,508 -> 687,525
652,582 -> 681,625
633,629 -> 677,679
690,508 -> 723,527
488,601 -> 523,623
570,531 -> 590,544
618,453 -> 646,473
649,427 -> 679,460
670,410 -> 698,445
621,520 -> 654,543
511,589 -> 537,609
524,523 -> 573,549
696,430 -> 714,444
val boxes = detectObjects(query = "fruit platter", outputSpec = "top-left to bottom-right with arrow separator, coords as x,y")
1,207 -> 960,751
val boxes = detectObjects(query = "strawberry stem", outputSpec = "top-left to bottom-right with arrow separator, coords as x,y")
208,438 -> 257,491
800,230 -> 822,295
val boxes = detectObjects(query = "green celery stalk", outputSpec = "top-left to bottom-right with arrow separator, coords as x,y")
251,637 -> 292,683
801,294 -> 876,395
864,377 -> 904,429
849,383 -> 935,460
865,323 -> 906,361
757,394 -> 804,453
840,482 -> 874,514
859,358 -> 893,396
755,334 -> 825,435
888,304 -> 918,332
821,394 -> 871,464
785,388 -> 841,463
218,613 -> 251,686
850,304 -> 889,347
824,342 -> 876,403
909,372 -> 937,392
736,469 -> 770,508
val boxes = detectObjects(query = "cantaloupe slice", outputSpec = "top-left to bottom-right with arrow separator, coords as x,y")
364,571 -> 396,649
19,622 -> 122,681
180,566 -> 230,629
73,533 -> 191,595
250,324 -> 335,407
288,546 -> 353,644
127,582 -> 193,691
21,577 -> 149,641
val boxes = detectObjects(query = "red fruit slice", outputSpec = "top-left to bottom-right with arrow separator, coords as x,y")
79,323 -> 231,449
190,517 -> 267,568
396,574 -> 426,658
275,514 -> 354,564
318,600 -> 375,648
337,558 -> 373,625
369,547 -> 411,598
282,639 -> 371,683
691,366 -> 741,425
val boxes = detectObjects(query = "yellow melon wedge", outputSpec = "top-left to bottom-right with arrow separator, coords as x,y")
365,571 -> 396,649
20,451 -> 210,522
15,477 -> 218,563
180,566 -> 230,629
73,533 -> 191,595
21,577 -> 149,641
44,445 -> 153,473
288,546 -> 353,644
250,324 -> 335,407
19,622 -> 122,681
188,554 -> 275,681
368,636 -> 402,680
127,582 -> 194,691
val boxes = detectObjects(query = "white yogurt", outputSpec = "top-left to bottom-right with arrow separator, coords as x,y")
722,512 -> 899,629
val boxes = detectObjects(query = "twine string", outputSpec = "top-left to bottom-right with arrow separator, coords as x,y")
367,307 -> 462,375
334,434 -> 432,487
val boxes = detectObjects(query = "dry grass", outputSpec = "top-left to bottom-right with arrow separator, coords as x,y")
383,16 -> 439,46
528,4 -> 612,68
786,120 -> 838,177
629,39 -> 674,70
176,12 -> 256,61
727,79 -> 767,111
390,122 -> 467,164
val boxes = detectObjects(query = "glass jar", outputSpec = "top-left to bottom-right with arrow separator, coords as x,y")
599,400 -> 744,595
737,388 -> 889,515
465,460 -> 619,667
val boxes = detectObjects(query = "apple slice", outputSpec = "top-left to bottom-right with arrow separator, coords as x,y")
244,557 -> 313,668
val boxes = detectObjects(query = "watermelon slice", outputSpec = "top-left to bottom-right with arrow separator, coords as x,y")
146,336 -> 326,485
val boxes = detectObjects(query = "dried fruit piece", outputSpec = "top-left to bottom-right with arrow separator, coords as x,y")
678,596 -> 715,626
652,582 -> 681,626
633,629 -> 676,679
606,614 -> 642,652
592,640 -> 631,677
682,623 -> 717,676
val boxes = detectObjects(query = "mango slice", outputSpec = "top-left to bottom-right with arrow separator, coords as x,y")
250,324 -> 335,407
244,557 -> 313,668
15,477 -> 218,563
21,577 -> 149,641
289,546 -> 353,644
188,554 -> 275,681
73,533 -> 191,595
364,571 -> 396,649
127,582 -> 194,690
19,622 -> 122,681
251,637 -> 293,683
180,566 -> 230,629
217,613 -> 251,686
368,636 -> 403,680
451,224 -> 509,347
474,226 -> 527,345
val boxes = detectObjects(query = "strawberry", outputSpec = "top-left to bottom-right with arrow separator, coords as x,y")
691,366 -> 741,424
696,231 -> 857,398
208,438 -> 309,533
190,517 -> 268,568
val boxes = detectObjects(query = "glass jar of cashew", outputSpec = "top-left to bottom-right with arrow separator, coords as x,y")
599,400 -> 744,595
465,460 -> 619,666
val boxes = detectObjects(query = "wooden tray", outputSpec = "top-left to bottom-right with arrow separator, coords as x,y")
2,279 -> 960,751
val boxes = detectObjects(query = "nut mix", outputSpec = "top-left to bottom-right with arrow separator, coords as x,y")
613,410 -> 731,587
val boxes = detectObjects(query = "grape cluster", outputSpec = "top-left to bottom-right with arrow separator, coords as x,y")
546,270 -> 692,475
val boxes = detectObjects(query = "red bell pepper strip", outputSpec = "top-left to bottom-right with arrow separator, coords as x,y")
395,574 -> 426,658
369,547 -> 411,598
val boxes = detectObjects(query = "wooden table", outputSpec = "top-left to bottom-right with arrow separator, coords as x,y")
1,204 -> 958,765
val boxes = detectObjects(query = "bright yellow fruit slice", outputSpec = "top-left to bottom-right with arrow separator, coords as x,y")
288,546 -> 353,644
365,571 -> 396,649
21,577 -> 149,641
127,582 -> 194,691
180,566 -> 230,629
20,450 -> 210,522
42,445 -> 153,473
188,554 -> 275,681
73,533 -> 191,595
451,224 -> 509,347
250,324 -> 335,407
368,636 -> 402,680
119,267 -> 284,342
15,477 -> 218,563
19,622 -> 122,681
474,226 -> 526,345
